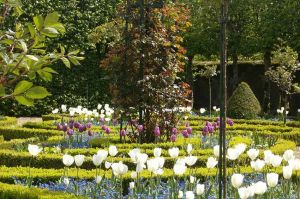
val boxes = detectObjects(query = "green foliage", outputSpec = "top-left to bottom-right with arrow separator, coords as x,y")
0,127 -> 61,140
0,117 -> 17,126
0,182 -> 83,199
228,82 -> 262,119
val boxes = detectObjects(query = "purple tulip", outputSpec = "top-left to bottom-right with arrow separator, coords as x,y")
137,125 -> 144,133
105,127 -> 111,134
185,122 -> 190,127
186,127 -> 192,134
170,134 -> 177,142
79,125 -> 86,132
62,125 -> 68,132
67,129 -> 74,136
202,128 -> 208,136
154,126 -> 160,137
86,122 -> 92,129
120,129 -> 127,137
172,127 -> 177,134
68,123 -> 74,129
205,121 -> 212,127
182,130 -> 189,138
56,123 -> 63,130
74,122 -> 80,129
100,118 -> 105,125
112,119 -> 118,126
227,118 -> 234,126
69,119 -> 75,124
101,125 -> 107,130
208,125 -> 215,133
88,130 -> 93,136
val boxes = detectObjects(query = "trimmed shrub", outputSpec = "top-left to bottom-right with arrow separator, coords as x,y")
0,127 -> 61,140
0,117 -> 17,126
228,82 -> 261,119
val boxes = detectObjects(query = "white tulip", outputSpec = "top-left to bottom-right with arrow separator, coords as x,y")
288,159 -> 300,171
231,173 -> 244,188
254,181 -> 267,195
63,154 -> 74,167
178,190 -> 183,198
136,162 -> 146,173
111,161 -> 128,177
128,148 -> 141,163
271,155 -> 282,167
168,147 -> 179,158
247,185 -> 255,197
28,144 -> 42,156
250,159 -> 265,172
190,176 -> 195,183
108,146 -> 118,157
238,187 -> 249,199
136,153 -> 148,165
173,163 -> 186,175
235,143 -> 247,155
227,148 -> 240,160
200,108 -> 206,114
206,157 -> 218,169
74,155 -> 85,167
213,145 -> 219,157
196,184 -> 205,195
95,176 -> 102,184
105,161 -> 112,169
129,182 -> 135,189
283,150 -> 295,161
63,177 -> 70,186
247,149 -> 259,160
185,156 -> 197,166
96,149 -> 108,162
266,173 -> 278,187
264,150 -> 274,165
186,106 -> 192,112
283,166 -> 293,179
185,191 -> 195,199
92,153 -> 106,167
52,108 -> 59,114
213,106 -> 217,110
131,171 -> 137,179
153,148 -> 162,157
147,159 -> 159,173
61,105 -> 67,112
216,108 -> 220,112
187,144 -> 193,155
97,104 -> 102,110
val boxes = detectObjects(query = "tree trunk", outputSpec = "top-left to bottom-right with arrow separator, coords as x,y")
186,54 -> 194,106
209,78 -> 212,118
232,52 -> 239,92
263,50 -> 272,114
283,93 -> 288,125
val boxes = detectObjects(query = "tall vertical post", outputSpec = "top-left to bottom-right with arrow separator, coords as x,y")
219,0 -> 229,199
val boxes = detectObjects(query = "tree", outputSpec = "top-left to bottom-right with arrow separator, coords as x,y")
265,41 -> 300,124
101,1 -> 191,143
0,1 -> 83,106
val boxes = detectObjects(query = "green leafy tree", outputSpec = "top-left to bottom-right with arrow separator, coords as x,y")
0,1 -> 83,106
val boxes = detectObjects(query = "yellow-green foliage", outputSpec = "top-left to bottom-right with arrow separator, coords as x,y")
0,117 -> 17,126
0,127 -> 61,140
0,182 -> 84,199
229,136 -> 252,147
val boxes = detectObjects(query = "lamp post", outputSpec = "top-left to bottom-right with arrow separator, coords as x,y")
219,0 -> 229,199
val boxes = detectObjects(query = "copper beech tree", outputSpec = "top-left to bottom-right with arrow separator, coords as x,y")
99,1 -> 192,143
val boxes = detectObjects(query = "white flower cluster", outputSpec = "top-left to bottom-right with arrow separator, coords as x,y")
276,107 -> 289,114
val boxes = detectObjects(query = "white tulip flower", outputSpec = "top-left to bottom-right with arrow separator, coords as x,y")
153,148 -> 162,157
178,190 -> 183,198
200,108 -> 206,114
187,144 -> 193,155
254,181 -> 267,195
196,184 -> 205,195
111,161 -> 128,177
213,145 -> 219,157
283,150 -> 295,161
173,163 -> 187,175
227,148 -> 240,160
250,159 -> 265,172
271,155 -> 282,168
264,150 -> 274,165
63,154 -> 74,167
231,173 -> 244,188
93,153 -> 105,167
283,166 -> 293,179
185,191 -> 195,199
28,144 -> 42,156
168,147 -> 180,158
128,148 -> 141,163
105,161 -> 112,169
247,149 -> 259,160
108,146 -> 118,157
247,185 -> 255,197
74,155 -> 85,167
185,156 -> 197,166
288,158 -> 300,171
129,182 -> 135,189
190,176 -> 195,183
206,157 -> 218,169
52,108 -> 59,114
213,106 -> 217,110
63,177 -> 70,186
238,187 -> 249,199
96,176 -> 102,184
266,173 -> 278,187
235,143 -> 247,155
61,105 -> 67,112
131,171 -> 137,179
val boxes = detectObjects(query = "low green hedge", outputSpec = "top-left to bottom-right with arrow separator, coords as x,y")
0,117 -> 17,127
0,127 -> 62,141
0,182 -> 84,199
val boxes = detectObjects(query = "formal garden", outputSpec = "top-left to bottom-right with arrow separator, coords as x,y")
1,0 -> 300,199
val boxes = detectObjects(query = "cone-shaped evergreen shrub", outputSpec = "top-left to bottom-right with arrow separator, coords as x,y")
228,82 -> 261,119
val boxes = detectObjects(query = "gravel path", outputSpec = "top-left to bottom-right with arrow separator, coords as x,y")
17,117 -> 42,126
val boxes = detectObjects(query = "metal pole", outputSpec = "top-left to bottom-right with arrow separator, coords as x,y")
219,0 -> 229,198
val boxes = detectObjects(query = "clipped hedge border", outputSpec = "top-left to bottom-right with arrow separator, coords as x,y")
0,182 -> 84,199
0,117 -> 17,126
0,127 -> 62,140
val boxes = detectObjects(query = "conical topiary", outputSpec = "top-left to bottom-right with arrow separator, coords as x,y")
227,82 -> 261,119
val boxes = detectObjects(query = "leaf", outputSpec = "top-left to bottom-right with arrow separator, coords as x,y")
37,70 -> 53,81
27,23 -> 35,38
26,55 -> 39,61
0,85 -> 5,97
41,27 -> 59,37
15,96 -> 34,106
50,23 -> 65,33
61,57 -> 70,68
43,67 -> 58,74
33,15 -> 44,31
44,12 -> 59,27
59,45 -> 65,54
68,56 -> 80,65
13,80 -> 33,95
68,49 -> 80,55
19,40 -> 27,52
25,86 -> 50,99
